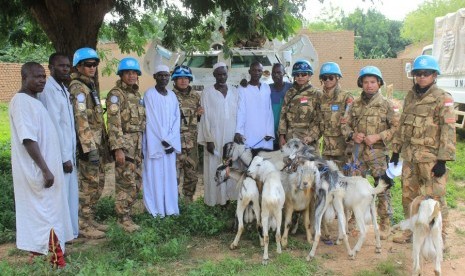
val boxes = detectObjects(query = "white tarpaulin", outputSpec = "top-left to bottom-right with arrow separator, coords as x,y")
432,8 -> 465,75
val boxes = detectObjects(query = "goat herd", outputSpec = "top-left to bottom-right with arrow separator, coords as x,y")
214,138 -> 444,276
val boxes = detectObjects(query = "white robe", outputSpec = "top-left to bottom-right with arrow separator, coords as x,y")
143,87 -> 181,217
9,93 -> 73,254
38,76 -> 79,238
197,84 -> 239,206
236,83 -> 275,149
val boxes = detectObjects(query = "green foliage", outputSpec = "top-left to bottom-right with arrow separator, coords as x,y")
354,257 -> 404,275
0,42 -> 52,63
0,173 -> 15,243
402,0 -> 465,43
94,196 -> 117,222
341,9 -> 411,58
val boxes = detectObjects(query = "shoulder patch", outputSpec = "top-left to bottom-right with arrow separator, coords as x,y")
110,95 -> 119,104
445,117 -> 456,124
77,93 -> 86,103
300,97 -> 308,104
444,98 -> 454,107
109,104 -> 119,113
393,105 -> 399,112
78,103 -> 86,111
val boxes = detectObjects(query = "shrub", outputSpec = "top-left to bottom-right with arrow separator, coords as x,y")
0,172 -> 15,243
0,141 -> 11,173
94,196 -> 117,222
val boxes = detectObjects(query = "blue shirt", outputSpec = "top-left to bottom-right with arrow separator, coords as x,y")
270,82 -> 292,137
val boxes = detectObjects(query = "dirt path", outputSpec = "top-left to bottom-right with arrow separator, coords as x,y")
2,165 -> 464,275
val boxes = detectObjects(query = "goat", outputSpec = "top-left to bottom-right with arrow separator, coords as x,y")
215,164 -> 262,250
223,138 -> 307,170
247,156 -> 285,265
281,160 -> 319,249
307,160 -> 390,260
399,196 -> 443,276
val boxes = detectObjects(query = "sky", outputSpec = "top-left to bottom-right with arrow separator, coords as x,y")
305,0 -> 426,21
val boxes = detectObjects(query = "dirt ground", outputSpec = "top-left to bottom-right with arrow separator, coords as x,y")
2,164 -> 465,275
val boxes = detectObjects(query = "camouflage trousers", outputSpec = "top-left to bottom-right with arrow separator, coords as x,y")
78,157 -> 105,221
357,148 -> 392,223
401,161 -> 449,233
115,156 -> 142,218
177,148 -> 198,197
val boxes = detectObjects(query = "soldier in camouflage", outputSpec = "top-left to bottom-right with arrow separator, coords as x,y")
318,62 -> 353,169
69,47 -> 110,239
342,66 -> 399,240
171,65 -> 201,203
106,57 -> 145,232
391,55 -> 456,247
279,60 -> 321,149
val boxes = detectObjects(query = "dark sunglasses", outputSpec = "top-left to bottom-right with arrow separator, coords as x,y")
83,62 -> 99,68
321,75 -> 335,81
413,70 -> 434,77
294,73 -> 308,77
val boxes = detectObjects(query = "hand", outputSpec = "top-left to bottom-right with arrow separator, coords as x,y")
206,142 -> 215,155
364,134 -> 380,146
165,147 -> 175,154
303,136 -> 314,145
239,79 -> 248,87
432,160 -> 446,177
63,160 -> 73,173
42,168 -> 54,188
390,152 -> 399,166
264,135 -> 273,141
161,140 -> 170,148
353,132 -> 365,144
115,149 -> 125,166
197,106 -> 204,115
279,135 -> 286,147
234,133 -> 244,144
88,149 -> 100,165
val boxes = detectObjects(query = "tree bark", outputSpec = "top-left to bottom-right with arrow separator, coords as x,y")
26,0 -> 114,58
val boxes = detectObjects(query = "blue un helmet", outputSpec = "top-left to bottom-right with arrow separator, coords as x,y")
292,60 -> 313,76
412,55 -> 441,75
319,62 -> 342,78
73,47 -> 99,67
171,65 -> 193,81
357,66 -> 384,88
117,57 -> 141,76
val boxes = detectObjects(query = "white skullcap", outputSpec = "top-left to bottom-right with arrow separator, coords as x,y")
154,64 -> 170,74
213,62 -> 227,71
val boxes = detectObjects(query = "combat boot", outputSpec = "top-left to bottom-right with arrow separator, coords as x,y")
392,230 -> 412,244
89,218 -> 109,232
379,218 -> 391,240
118,217 -> 140,233
79,221 -> 105,239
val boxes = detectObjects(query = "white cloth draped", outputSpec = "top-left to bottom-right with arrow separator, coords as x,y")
198,84 -> 239,206
142,87 -> 181,217
235,83 -> 274,149
38,76 -> 79,238
9,93 -> 73,254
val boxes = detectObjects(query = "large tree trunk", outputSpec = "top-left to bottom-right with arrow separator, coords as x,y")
27,0 -> 114,57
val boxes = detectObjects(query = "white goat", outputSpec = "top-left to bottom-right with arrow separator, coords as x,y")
222,138 -> 307,170
399,196 -> 443,276
215,163 -> 262,250
247,156 -> 285,265
307,160 -> 390,260
281,160 -> 319,249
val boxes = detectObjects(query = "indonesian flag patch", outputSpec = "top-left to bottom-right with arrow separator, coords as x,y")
393,105 -> 399,112
300,97 -> 308,104
444,98 -> 454,107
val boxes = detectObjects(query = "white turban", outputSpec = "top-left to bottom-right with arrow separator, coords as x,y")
213,62 -> 227,71
154,64 -> 170,74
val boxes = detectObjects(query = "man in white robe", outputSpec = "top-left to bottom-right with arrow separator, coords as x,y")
9,62 -> 73,267
235,61 -> 274,149
198,62 -> 239,206
143,64 -> 181,217
38,53 -> 79,238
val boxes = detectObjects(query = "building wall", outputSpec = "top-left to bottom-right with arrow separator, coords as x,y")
0,30 -> 418,102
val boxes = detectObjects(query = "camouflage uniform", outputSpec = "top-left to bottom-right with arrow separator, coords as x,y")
69,72 -> 110,235
319,85 -> 353,169
106,80 -> 145,223
342,91 -> 400,235
278,82 -> 321,148
173,86 -> 200,200
392,84 -> 456,237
